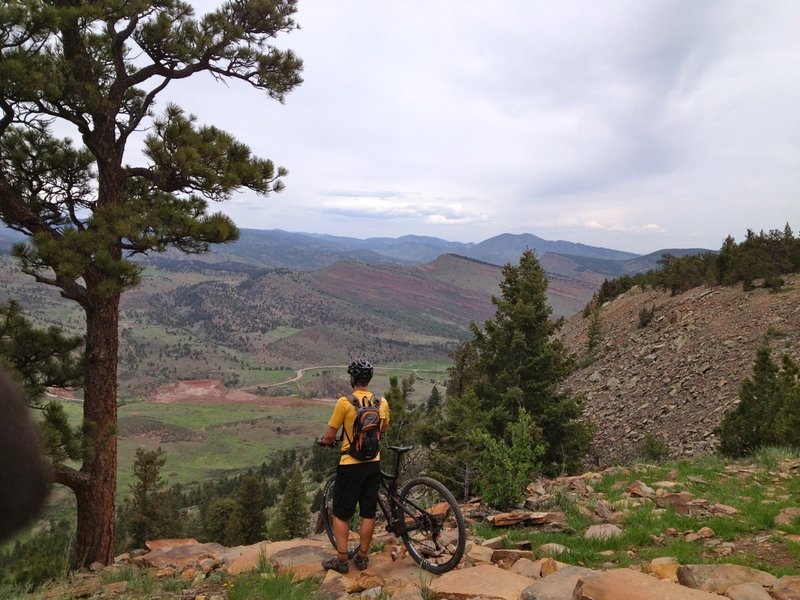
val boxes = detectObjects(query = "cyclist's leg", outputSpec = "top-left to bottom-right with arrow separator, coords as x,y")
356,462 -> 382,564
358,517 -> 375,554
324,466 -> 361,569
332,515 -> 351,556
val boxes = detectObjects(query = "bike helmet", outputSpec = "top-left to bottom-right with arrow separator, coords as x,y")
347,359 -> 373,384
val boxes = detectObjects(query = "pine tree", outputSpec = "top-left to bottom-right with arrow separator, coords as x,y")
586,305 -> 603,353
0,301 -> 83,400
468,249 -> 593,474
268,469 -> 308,540
774,354 -> 800,447
0,300 -> 85,463
233,471 -> 265,545
382,374 -> 416,446
205,497 -> 237,545
0,1 -> 302,566
718,345 -> 781,457
417,390 -> 486,501
120,447 -> 179,549
446,341 -> 479,399
426,385 -> 442,413
474,409 -> 544,508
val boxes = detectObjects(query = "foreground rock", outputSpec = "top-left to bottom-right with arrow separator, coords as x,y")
429,564 -> 533,600
574,569 -> 725,599
111,535 -> 800,600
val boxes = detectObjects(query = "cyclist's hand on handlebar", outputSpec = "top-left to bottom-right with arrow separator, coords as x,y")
315,437 -> 336,447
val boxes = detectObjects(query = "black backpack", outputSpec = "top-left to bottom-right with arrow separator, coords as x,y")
343,393 -> 382,461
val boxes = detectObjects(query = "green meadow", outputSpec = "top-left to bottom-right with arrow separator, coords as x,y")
57,399 -> 331,496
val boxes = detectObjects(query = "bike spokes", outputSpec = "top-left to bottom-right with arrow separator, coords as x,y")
397,477 -> 466,574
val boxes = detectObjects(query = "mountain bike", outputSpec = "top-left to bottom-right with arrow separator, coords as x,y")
317,443 -> 466,574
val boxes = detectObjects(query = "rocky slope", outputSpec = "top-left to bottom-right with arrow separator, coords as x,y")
557,274 -> 800,465
39,457 -> 800,600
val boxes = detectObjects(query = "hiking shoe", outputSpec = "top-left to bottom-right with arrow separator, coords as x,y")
321,556 -> 349,574
354,553 -> 369,571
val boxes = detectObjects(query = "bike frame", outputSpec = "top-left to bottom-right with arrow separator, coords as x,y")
375,447 -> 437,539
321,442 -> 466,573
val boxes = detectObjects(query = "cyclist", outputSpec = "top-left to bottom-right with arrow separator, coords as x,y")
320,359 -> 390,574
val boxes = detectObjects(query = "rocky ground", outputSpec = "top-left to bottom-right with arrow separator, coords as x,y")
34,456 -> 800,600
557,274 -> 800,465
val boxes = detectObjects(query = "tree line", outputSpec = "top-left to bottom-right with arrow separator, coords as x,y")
592,225 -> 800,306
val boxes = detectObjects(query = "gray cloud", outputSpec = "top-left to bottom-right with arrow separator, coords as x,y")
172,1 -> 800,254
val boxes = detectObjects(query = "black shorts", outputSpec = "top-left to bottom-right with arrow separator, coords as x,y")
332,461 -> 382,520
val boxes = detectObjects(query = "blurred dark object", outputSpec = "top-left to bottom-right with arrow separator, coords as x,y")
0,366 -> 50,540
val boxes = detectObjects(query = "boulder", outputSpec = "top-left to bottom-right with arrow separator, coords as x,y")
141,541 -> 227,569
226,539 -> 327,575
429,564 -> 534,600
520,566 -> 595,600
676,564 -> 777,593
775,507 -> 800,527
724,581 -> 774,600
536,543 -> 568,558
647,557 -> 680,582
510,558 -> 541,579
574,569 -> 725,599
584,524 -> 622,540
772,576 -> 800,600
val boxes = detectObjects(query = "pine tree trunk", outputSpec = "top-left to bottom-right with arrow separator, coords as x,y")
74,292 -> 120,567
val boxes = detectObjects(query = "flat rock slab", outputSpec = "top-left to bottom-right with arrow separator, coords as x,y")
677,564 -> 776,593
271,544 -> 330,567
724,581 -> 774,600
773,576 -> 800,600
141,542 -> 227,569
144,538 -> 199,551
363,552 -> 436,587
521,565 -> 595,600
574,569 -> 725,600
429,564 -> 534,600
226,539 -> 327,574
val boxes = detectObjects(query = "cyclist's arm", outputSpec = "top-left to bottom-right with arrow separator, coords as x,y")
320,425 -> 338,446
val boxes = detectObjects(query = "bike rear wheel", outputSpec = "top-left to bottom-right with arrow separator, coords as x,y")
320,476 -> 360,558
397,476 -> 466,574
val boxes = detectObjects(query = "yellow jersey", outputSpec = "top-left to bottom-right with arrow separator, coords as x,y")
328,390 -> 390,465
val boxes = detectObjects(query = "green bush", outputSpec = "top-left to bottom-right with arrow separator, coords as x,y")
638,434 -> 671,462
718,345 -> 800,457
587,306 -> 603,352
474,410 -> 544,508
0,520 -> 74,592
638,305 -> 656,328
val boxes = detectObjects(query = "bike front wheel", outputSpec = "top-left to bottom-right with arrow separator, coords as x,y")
397,476 -> 466,574
320,475 -> 360,558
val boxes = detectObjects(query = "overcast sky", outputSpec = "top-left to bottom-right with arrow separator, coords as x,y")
174,1 -> 799,254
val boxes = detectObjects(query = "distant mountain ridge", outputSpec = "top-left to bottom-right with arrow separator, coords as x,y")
219,229 -> 642,269
2,224 -> 704,273
2,224 -> 713,322
0,224 -> 715,397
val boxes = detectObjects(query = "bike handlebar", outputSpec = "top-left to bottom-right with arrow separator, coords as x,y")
315,438 -> 337,448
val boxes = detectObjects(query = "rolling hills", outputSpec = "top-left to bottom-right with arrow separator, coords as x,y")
0,226 -> 709,398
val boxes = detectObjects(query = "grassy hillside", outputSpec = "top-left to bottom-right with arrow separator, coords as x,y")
1,252 -> 497,397
48,361 -> 445,499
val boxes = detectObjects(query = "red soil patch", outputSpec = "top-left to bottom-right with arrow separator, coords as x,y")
147,379 -> 334,407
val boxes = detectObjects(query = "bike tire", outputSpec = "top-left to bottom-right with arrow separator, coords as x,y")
320,475 -> 359,558
397,476 -> 466,574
